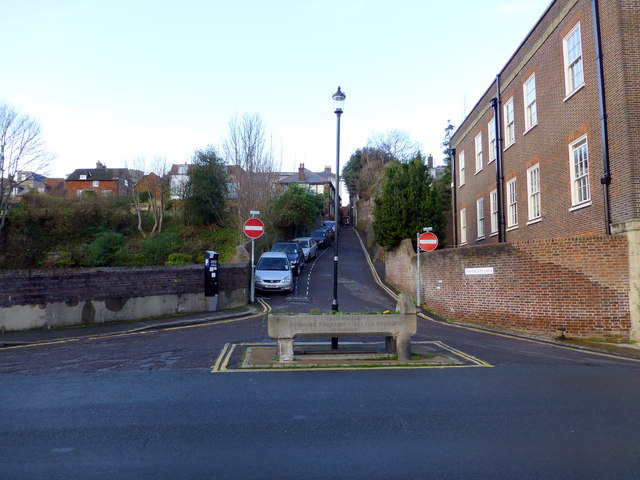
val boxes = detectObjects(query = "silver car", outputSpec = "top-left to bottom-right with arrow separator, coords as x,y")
293,237 -> 318,261
254,251 -> 294,293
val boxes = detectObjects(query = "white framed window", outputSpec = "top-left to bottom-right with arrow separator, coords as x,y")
504,97 -> 515,147
569,135 -> 590,207
458,151 -> 465,187
523,73 -> 537,131
488,118 -> 496,163
460,208 -> 467,245
475,133 -> 483,173
507,178 -> 518,228
490,189 -> 498,235
79,174 -> 87,180
563,23 -> 584,96
476,197 -> 485,239
92,180 -> 100,187
527,164 -> 541,221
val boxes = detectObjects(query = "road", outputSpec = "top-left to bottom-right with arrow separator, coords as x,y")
1,227 -> 640,479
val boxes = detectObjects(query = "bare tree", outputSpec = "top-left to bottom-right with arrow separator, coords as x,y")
222,113 -> 280,229
367,130 -> 421,163
129,155 -> 168,238
0,103 -> 53,232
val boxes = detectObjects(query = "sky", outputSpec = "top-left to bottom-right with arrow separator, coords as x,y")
2,0 -> 552,179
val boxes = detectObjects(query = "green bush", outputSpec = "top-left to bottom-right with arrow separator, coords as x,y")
84,231 -> 126,266
165,253 -> 193,265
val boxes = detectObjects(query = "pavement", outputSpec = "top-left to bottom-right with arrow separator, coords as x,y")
0,305 -> 262,348
2,303 -> 640,362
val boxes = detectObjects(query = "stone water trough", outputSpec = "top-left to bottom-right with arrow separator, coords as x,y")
268,294 -> 417,362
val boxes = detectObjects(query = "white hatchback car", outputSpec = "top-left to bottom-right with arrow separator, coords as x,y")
293,237 -> 318,262
254,251 -> 294,293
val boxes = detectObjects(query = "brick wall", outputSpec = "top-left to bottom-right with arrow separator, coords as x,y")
0,263 -> 249,308
385,234 -> 631,339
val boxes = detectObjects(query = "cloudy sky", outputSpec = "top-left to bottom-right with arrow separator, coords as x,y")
2,0 -> 551,178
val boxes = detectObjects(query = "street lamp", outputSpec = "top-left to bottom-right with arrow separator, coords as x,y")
331,86 -> 345,314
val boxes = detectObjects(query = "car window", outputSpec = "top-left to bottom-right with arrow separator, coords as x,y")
256,257 -> 289,271
299,240 -> 309,247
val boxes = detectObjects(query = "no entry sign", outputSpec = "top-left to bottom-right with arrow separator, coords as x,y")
418,232 -> 438,251
243,218 -> 265,239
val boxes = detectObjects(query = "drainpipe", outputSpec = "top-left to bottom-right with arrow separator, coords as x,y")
451,148 -> 458,246
592,0 -> 612,235
491,74 -> 506,242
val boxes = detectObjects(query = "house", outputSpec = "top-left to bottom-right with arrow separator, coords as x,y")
168,163 -> 190,200
38,178 -> 67,197
65,162 -> 136,197
11,171 -> 46,199
446,0 -> 640,340
279,164 -> 338,218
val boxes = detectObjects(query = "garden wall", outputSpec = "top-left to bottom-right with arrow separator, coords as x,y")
0,263 -> 249,332
385,234 -> 631,339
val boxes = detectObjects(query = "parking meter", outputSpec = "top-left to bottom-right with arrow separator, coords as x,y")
204,251 -> 219,311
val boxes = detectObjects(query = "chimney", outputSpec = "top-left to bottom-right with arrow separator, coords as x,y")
96,161 -> 107,169
298,163 -> 306,181
324,166 -> 331,173
427,155 -> 434,169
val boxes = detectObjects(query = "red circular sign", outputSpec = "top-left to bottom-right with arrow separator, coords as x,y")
243,218 -> 265,239
418,232 -> 438,251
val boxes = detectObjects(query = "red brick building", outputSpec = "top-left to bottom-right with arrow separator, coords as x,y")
65,162 -> 137,197
447,0 -> 640,340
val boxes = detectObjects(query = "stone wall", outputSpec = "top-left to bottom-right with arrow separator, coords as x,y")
0,263 -> 249,332
385,234 -> 631,339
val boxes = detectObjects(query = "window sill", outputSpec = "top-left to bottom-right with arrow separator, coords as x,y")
503,142 -> 515,153
476,236 -> 485,242
526,217 -> 542,226
506,225 -> 519,232
474,169 -> 483,175
523,123 -> 537,135
569,201 -> 591,212
564,83 -> 586,102
490,231 -> 499,237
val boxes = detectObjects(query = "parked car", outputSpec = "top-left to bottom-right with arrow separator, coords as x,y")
293,237 -> 318,261
310,228 -> 332,248
271,241 -> 305,275
254,252 -> 294,293
323,221 -> 336,234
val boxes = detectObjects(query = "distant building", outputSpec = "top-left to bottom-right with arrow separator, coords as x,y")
168,163 -> 190,200
65,162 -> 135,197
278,164 -> 338,218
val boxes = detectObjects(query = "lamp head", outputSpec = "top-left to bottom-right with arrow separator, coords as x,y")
332,86 -> 346,113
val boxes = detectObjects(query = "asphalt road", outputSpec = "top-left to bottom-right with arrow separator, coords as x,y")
2,226 -> 640,479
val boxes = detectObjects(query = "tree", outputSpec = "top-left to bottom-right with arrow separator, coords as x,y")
130,156 -> 169,238
373,154 -> 445,250
183,147 -> 228,226
270,184 -> 324,238
222,113 -> 280,230
366,130 -> 421,163
0,103 -> 53,232
342,147 -> 393,199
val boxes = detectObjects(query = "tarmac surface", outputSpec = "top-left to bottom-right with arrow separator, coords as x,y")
2,301 -> 640,362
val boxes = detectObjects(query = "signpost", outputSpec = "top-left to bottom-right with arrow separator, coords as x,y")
416,228 -> 437,307
244,213 -> 264,303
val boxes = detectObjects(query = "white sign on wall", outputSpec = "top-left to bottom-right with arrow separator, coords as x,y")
465,267 -> 494,275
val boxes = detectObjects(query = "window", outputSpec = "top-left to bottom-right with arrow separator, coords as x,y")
475,133 -> 483,173
476,198 -> 485,239
488,118 -> 496,163
490,189 -> 499,234
569,136 -> 590,206
79,174 -> 87,180
523,74 -> 537,130
504,98 -> 515,147
563,23 -> 584,96
460,208 -> 467,245
458,151 -> 465,187
92,180 -> 100,187
507,178 -> 518,228
527,164 -> 541,221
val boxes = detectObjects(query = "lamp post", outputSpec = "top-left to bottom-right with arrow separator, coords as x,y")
331,86 -> 345,315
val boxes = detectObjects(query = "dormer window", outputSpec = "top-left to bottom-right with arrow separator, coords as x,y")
79,174 -> 87,180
